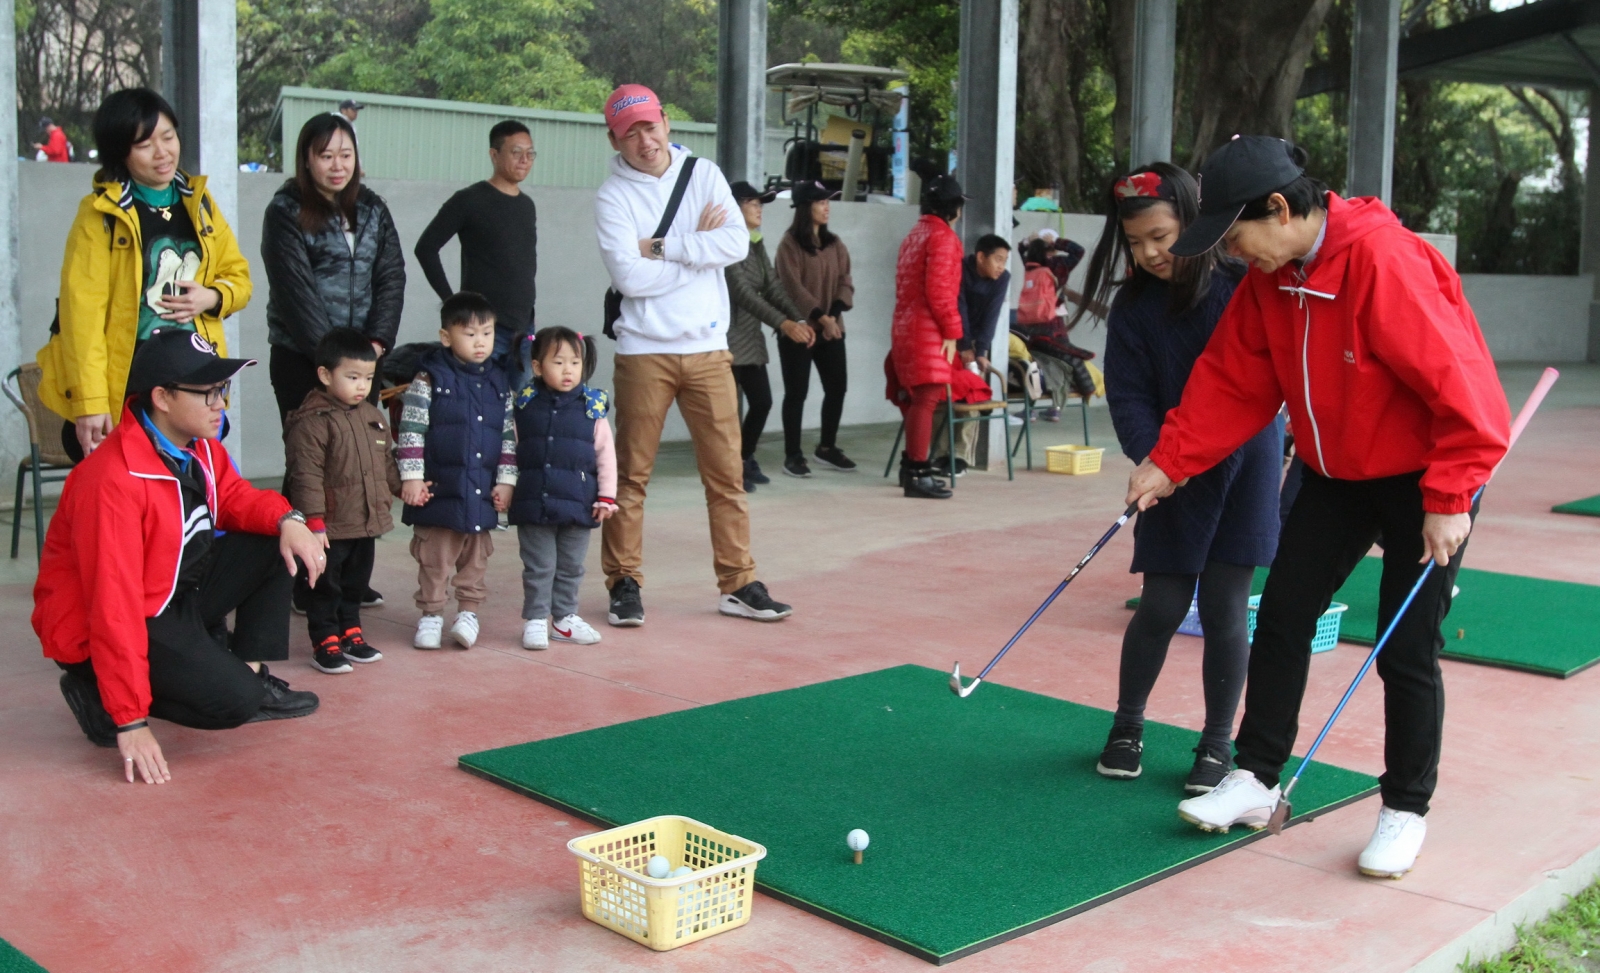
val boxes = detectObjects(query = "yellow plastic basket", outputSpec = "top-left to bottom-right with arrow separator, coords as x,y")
566,814 -> 767,952
1045,444 -> 1104,475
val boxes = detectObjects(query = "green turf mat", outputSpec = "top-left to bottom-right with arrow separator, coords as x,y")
461,665 -> 1376,963
1553,494 -> 1600,517
0,939 -> 46,973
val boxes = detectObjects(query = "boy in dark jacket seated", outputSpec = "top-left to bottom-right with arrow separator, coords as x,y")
283,328 -> 403,674
396,293 -> 517,650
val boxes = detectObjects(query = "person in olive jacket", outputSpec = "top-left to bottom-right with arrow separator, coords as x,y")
282,329 -> 402,675
262,112 -> 406,423
724,181 -> 811,492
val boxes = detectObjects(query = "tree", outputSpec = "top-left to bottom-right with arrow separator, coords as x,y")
577,0 -> 718,121
14,0 -> 162,157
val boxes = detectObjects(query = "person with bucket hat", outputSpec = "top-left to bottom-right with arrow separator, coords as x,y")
774,179 -> 856,477
724,180 -> 810,491
1125,136 -> 1510,878
35,329 -> 327,784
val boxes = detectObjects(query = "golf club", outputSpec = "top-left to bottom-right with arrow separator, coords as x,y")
1267,367 -> 1559,833
951,503 -> 1140,698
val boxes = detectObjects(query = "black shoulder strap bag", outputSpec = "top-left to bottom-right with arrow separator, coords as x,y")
603,156 -> 698,339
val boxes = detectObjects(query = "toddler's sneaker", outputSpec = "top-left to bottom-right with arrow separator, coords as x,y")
719,581 -> 792,621
552,614 -> 602,645
1095,723 -> 1143,779
1184,742 -> 1232,795
341,628 -> 382,664
450,611 -> 480,649
311,635 -> 353,674
1358,806 -> 1426,879
522,618 -> 549,651
414,614 -> 444,649
1176,768 -> 1279,833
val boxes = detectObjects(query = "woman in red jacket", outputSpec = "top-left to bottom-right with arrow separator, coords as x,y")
1126,137 -> 1510,879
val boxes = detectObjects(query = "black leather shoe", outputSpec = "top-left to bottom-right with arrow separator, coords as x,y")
59,672 -> 117,747
248,664 -> 320,722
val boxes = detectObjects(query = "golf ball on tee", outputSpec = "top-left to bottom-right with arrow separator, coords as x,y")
847,829 -> 870,852
646,855 -> 671,879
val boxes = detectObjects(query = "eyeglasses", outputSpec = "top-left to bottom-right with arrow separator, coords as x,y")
166,383 -> 229,407
503,149 -> 537,162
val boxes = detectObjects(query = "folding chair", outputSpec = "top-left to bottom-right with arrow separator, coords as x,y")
3,364 -> 77,559
881,366 -> 1015,491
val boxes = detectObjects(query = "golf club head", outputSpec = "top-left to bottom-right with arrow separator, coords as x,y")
1267,799 -> 1291,835
949,663 -> 980,698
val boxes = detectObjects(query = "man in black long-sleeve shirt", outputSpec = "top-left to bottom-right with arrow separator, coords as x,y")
414,120 -> 539,367
958,234 -> 1012,369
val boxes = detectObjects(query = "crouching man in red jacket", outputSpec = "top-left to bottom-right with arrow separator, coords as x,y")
35,329 -> 329,783
1126,137 -> 1510,879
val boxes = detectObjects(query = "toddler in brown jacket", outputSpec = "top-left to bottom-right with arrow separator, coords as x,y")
283,328 -> 403,675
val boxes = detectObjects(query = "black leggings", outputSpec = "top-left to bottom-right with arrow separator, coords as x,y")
777,334 -> 847,457
1114,560 -> 1254,752
731,364 -> 773,460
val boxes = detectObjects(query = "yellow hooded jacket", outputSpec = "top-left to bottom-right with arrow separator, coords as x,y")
38,170 -> 251,421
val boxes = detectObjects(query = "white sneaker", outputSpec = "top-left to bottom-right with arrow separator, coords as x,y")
414,614 -> 444,649
450,611 -> 479,649
1176,769 -> 1280,833
522,618 -> 549,651
1358,806 -> 1426,879
551,614 -> 602,645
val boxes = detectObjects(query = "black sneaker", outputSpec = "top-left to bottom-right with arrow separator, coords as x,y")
361,587 -> 385,607
744,457 -> 771,485
58,671 -> 117,747
249,664 -> 320,721
608,576 -> 645,627
341,628 -> 383,664
812,445 -> 857,472
1096,724 -> 1143,779
718,580 -> 793,621
782,454 -> 812,478
1184,742 -> 1232,795
931,456 -> 968,478
311,637 -> 353,674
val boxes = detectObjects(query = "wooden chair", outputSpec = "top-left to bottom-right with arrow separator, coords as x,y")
3,364 -> 76,559
881,366 -> 1016,491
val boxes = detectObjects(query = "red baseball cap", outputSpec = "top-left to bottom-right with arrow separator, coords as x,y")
605,84 -> 665,139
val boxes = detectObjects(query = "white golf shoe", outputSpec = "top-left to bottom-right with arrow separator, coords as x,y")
1358,806 -> 1426,879
1176,769 -> 1280,833
551,614 -> 602,645
413,614 -> 444,649
522,618 -> 549,651
450,611 -> 480,649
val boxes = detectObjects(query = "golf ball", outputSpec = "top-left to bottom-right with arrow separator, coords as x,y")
847,829 -> 870,852
646,855 -> 671,879
669,865 -> 693,878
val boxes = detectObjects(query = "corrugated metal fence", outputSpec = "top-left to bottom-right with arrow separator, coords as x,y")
276,87 -> 721,188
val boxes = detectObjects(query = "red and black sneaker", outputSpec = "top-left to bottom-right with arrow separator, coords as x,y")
311,635 -> 352,674
340,627 -> 382,664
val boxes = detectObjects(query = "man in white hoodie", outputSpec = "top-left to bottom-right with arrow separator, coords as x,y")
595,84 -> 793,627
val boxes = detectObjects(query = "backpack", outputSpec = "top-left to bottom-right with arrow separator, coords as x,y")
1016,265 -> 1058,326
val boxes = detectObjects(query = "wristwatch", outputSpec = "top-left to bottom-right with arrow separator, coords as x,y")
650,239 -> 665,258
279,509 -> 308,528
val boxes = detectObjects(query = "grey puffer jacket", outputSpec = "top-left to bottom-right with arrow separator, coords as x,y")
724,235 -> 802,367
261,180 -> 406,356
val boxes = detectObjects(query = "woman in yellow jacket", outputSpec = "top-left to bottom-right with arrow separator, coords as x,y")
40,88 -> 251,459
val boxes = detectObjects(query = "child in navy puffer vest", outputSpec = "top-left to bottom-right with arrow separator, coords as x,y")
397,293 -> 516,650
510,327 -> 617,650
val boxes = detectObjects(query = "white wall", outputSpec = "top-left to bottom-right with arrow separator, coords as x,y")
1461,273 -> 1593,363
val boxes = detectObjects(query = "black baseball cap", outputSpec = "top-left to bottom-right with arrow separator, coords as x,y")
338,99 -> 364,111
730,180 -> 778,204
923,173 -> 972,204
1169,136 -> 1305,258
791,179 -> 841,206
126,328 -> 257,396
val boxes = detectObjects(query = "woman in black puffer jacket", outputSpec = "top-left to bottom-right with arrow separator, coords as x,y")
261,112 -> 405,421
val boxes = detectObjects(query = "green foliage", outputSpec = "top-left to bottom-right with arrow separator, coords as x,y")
1460,877 -> 1600,972
577,0 -> 719,121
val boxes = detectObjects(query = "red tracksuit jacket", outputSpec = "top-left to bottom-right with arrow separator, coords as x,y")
1148,192 -> 1510,515
34,405 -> 291,725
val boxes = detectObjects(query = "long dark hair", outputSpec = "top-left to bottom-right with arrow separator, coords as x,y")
293,113 -> 361,234
93,87 -> 178,184
530,326 -> 598,384
787,201 -> 838,254
1071,162 -> 1230,329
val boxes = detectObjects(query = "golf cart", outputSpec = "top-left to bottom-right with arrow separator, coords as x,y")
766,62 -> 907,199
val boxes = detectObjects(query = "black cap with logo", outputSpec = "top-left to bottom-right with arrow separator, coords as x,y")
730,180 -> 778,204
790,179 -> 842,206
923,173 -> 972,204
1169,136 -> 1305,258
125,328 -> 257,397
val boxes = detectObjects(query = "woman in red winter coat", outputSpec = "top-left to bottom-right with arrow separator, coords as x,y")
888,174 -> 976,499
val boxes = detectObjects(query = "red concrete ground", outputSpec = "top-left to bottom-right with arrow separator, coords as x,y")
3,365 -> 1598,972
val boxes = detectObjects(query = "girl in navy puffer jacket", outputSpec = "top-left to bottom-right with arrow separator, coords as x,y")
510,327 -> 618,650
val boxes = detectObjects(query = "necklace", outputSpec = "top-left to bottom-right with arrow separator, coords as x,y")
132,181 -> 178,221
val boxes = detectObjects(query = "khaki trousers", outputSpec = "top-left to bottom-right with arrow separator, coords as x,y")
411,525 -> 494,614
601,350 -> 756,594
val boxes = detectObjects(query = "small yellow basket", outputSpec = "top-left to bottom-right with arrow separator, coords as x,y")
1045,444 -> 1104,475
566,814 -> 767,952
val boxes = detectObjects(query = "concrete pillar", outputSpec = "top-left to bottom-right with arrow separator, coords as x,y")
1346,0 -> 1400,202
1585,90 -> 1600,361
161,0 -> 201,173
1129,0 -> 1176,167
715,0 -> 767,185
956,0 -> 1018,464
0,0 -> 23,443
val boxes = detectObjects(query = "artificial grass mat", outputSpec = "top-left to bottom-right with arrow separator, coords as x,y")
1552,494 -> 1600,517
0,940 -> 46,973
460,665 -> 1376,963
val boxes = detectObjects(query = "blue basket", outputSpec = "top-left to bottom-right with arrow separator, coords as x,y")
1175,594 -> 1347,654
